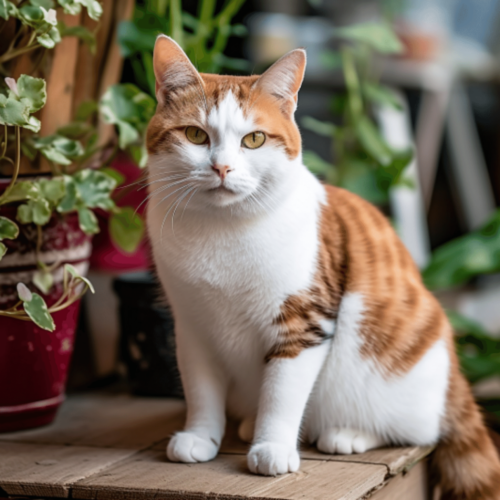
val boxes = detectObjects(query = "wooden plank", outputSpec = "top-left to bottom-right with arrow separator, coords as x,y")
72,449 -> 388,500
0,441 -> 134,498
39,12 -> 81,136
218,422 -> 433,475
0,393 -> 185,450
300,444 -> 434,475
368,460 -> 428,500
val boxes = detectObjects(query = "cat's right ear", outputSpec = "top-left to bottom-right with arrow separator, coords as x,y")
153,35 -> 202,104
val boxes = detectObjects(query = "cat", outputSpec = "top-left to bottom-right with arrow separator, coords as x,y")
146,34 -> 500,499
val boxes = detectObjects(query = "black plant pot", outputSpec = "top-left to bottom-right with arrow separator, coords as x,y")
113,272 -> 183,398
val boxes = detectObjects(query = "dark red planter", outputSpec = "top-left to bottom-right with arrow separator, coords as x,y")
0,301 -> 81,432
0,181 -> 92,432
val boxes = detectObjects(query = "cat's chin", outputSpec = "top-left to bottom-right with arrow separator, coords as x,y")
203,186 -> 247,207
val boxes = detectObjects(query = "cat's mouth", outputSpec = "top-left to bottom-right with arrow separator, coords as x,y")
209,185 -> 235,194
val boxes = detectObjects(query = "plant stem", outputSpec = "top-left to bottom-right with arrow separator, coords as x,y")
0,125 -> 7,160
0,43 -> 41,64
341,47 -> 363,121
0,126 -> 21,206
169,0 -> 183,47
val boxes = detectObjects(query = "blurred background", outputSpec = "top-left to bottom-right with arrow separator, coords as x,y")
3,0 -> 500,434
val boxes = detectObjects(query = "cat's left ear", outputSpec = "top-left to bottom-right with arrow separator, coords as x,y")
253,49 -> 306,113
153,34 -> 203,104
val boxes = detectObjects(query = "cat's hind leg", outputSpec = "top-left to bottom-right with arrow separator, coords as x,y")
317,427 -> 386,455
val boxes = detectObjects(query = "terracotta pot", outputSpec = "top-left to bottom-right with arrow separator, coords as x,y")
0,185 -> 92,432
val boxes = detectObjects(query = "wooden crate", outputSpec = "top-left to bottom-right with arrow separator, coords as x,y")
0,391 -> 432,499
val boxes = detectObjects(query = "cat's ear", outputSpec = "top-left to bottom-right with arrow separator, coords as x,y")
153,35 -> 203,103
253,49 -> 306,112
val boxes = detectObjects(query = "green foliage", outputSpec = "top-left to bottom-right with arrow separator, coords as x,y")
0,75 -> 47,132
110,206 -> 144,254
449,311 -> 500,384
302,22 -> 411,205
334,22 -> 404,54
100,84 -> 155,166
20,287 -> 55,331
423,210 -> 500,290
118,0 -> 249,97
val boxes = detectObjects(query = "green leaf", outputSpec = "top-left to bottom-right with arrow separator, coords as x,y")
0,216 -> 19,240
0,242 -> 6,259
77,0 -> 102,20
116,120 -> 139,149
340,161 -> 388,205
109,207 -> 144,254
34,134 -> 84,165
301,116 -> 336,137
1,181 -> 39,203
57,0 -> 80,15
16,75 -> 47,113
0,94 -> 31,128
23,292 -> 55,331
57,120 -> 92,139
0,0 -> 9,20
77,206 -> 99,234
302,150 -> 333,178
99,84 -> 155,148
423,210 -> 500,290
334,22 -> 403,54
57,175 -> 77,212
319,50 -> 342,69
355,116 -> 392,166
58,22 -> 96,53
19,5 -> 44,26
129,143 -> 148,168
362,83 -> 402,110
73,169 -> 116,209
17,199 -> 51,225
75,99 -> 97,120
33,269 -> 54,294
25,116 -> 41,133
65,263 -> 94,292
30,0 -> 55,8
37,31 -> 57,48
38,177 -> 65,204
57,0 -> 102,20
99,167 -> 125,187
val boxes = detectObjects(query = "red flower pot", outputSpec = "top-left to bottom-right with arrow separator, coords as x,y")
0,183 -> 92,432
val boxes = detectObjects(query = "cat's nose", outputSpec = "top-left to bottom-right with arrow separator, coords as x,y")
212,164 -> 232,181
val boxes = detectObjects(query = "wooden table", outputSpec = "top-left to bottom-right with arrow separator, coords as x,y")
0,391 -> 432,499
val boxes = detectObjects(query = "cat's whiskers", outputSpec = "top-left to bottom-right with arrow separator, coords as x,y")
135,178 -> 192,215
160,183 -> 196,243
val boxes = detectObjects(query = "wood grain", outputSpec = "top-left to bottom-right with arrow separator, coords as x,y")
369,460 -> 428,500
0,393 -> 185,449
72,450 -> 388,500
0,442 -> 134,498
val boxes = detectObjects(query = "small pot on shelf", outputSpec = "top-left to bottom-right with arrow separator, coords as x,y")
113,271 -> 183,398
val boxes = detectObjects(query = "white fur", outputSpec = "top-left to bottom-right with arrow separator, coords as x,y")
148,85 -> 450,476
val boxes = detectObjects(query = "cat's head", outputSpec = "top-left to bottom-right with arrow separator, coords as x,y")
147,35 -> 306,217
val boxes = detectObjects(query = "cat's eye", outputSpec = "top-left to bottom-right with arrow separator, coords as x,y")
186,126 -> 209,145
242,131 -> 266,149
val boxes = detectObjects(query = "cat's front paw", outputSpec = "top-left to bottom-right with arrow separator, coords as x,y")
167,431 -> 218,463
247,442 -> 300,476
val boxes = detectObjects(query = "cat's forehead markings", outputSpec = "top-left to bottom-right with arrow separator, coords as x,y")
207,90 -> 255,135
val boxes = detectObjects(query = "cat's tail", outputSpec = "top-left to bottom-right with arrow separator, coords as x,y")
431,354 -> 500,500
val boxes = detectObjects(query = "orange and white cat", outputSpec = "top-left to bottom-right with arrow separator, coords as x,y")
146,35 -> 500,499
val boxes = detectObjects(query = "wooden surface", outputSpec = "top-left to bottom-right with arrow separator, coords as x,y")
0,391 -> 431,499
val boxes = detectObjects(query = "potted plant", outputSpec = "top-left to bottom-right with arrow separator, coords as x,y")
0,0 -> 153,432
